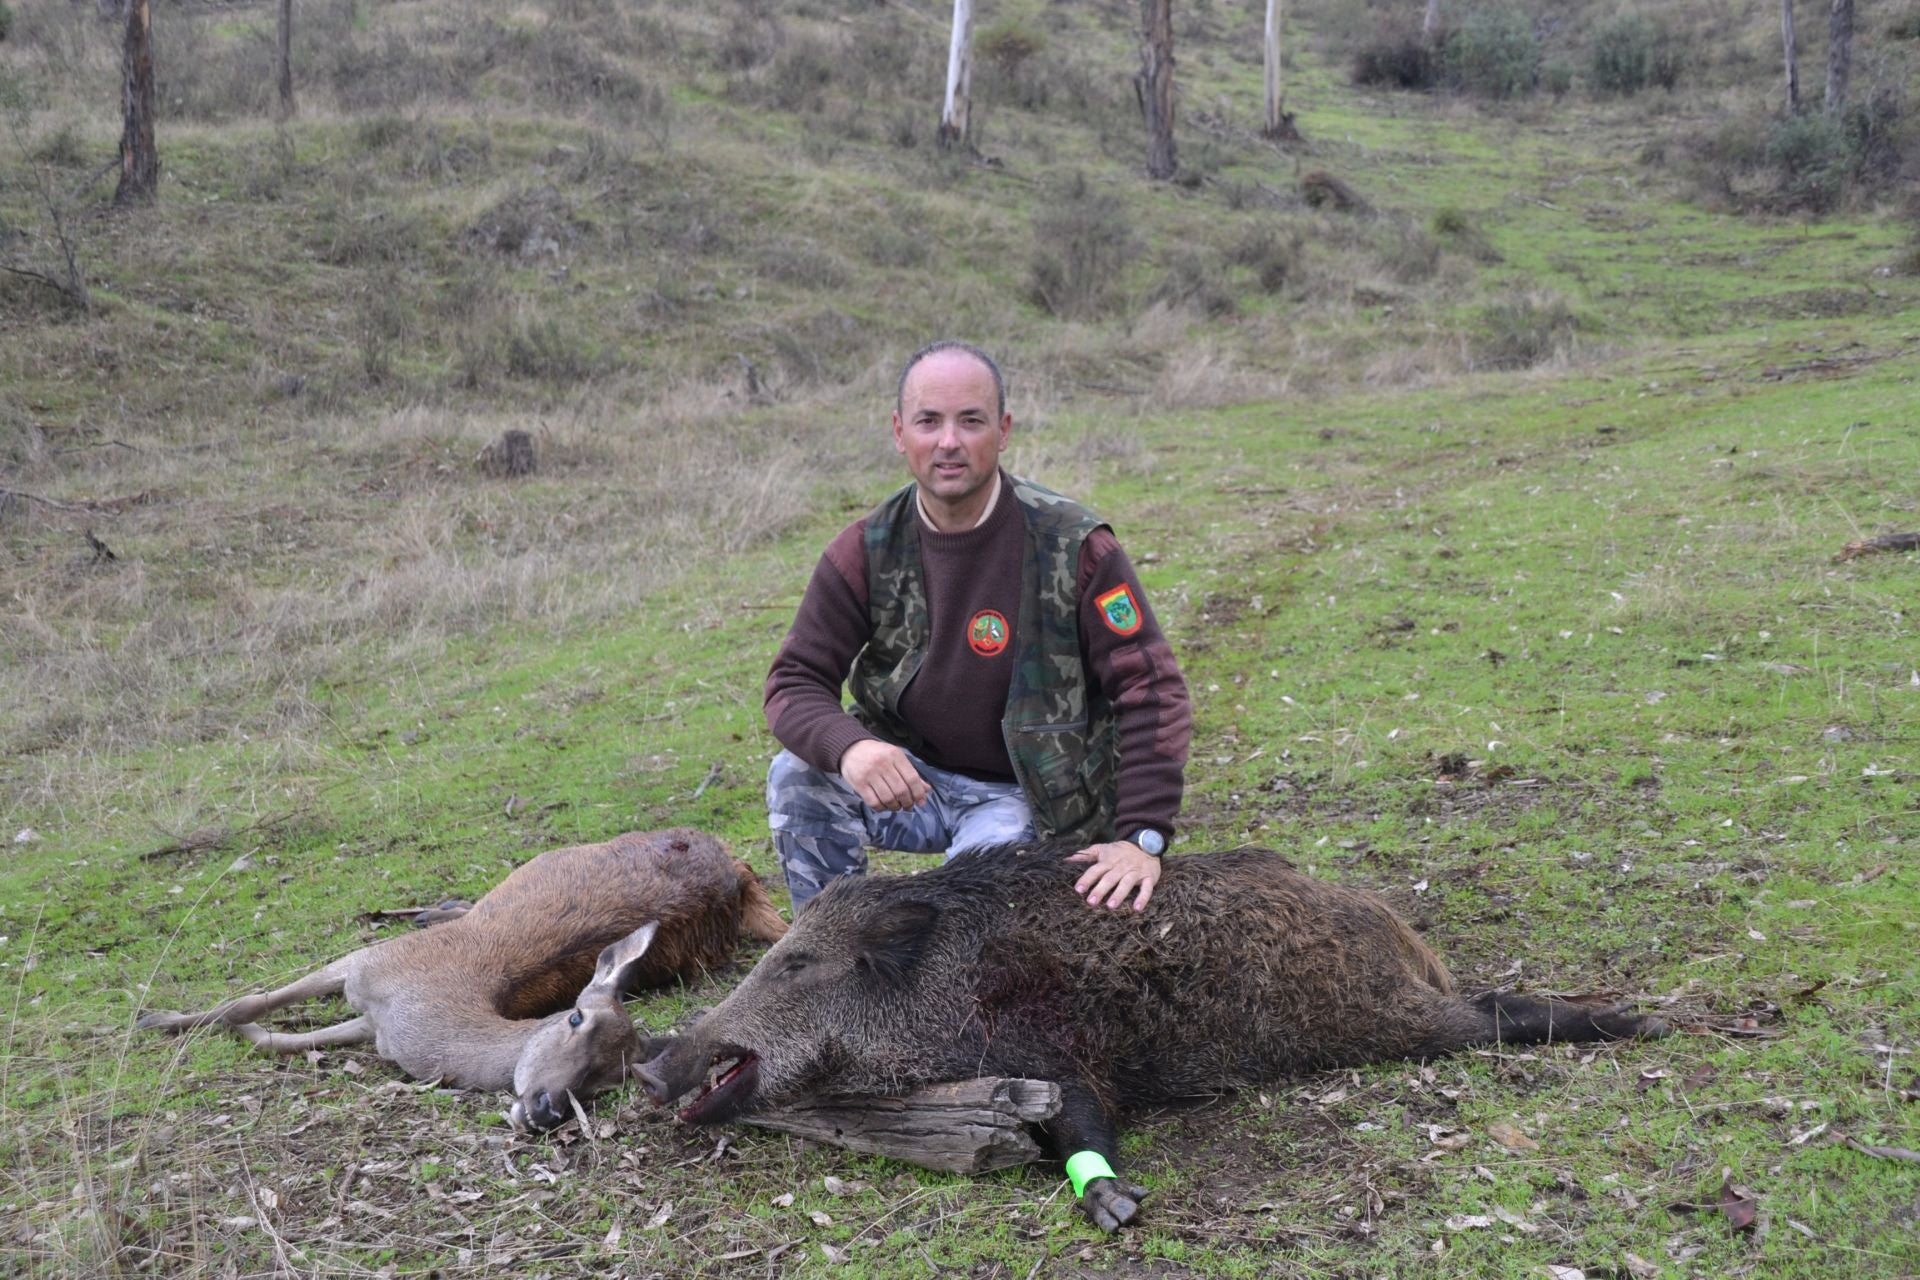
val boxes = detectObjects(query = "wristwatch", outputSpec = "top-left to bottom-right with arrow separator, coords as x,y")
1126,828 -> 1167,857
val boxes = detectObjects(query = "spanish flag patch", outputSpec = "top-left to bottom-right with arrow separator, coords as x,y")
1094,584 -> 1142,636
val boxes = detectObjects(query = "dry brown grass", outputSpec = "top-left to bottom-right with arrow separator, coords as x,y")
0,380 -> 875,821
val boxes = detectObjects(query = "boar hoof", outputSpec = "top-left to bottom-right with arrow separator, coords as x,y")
1080,1178 -> 1148,1233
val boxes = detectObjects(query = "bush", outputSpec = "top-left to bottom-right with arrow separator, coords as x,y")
1765,111 -> 1856,211
1149,250 -> 1236,317
1473,293 -> 1576,369
1588,13 -> 1683,96
1443,7 -> 1538,99
0,2 -> 14,44
1351,21 -> 1441,91
1026,174 -> 1134,319
1226,226 -> 1298,295
978,20 -> 1043,72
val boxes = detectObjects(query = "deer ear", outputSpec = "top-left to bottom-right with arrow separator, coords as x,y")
856,900 -> 938,987
582,921 -> 659,1006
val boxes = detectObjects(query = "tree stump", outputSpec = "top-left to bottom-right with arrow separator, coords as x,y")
477,430 -> 537,478
744,1077 -> 1062,1174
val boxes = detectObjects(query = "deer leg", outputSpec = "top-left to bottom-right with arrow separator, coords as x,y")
232,1016 -> 372,1056
137,956 -> 355,1034
411,900 -> 473,928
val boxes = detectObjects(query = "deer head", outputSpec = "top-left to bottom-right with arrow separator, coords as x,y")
509,921 -> 660,1131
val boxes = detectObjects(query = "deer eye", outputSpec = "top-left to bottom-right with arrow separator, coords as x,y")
567,1010 -> 584,1028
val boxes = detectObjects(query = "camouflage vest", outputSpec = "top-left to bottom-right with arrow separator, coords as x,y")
846,476 -> 1117,843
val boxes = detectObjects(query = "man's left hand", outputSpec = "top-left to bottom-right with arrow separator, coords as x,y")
1065,841 -> 1161,911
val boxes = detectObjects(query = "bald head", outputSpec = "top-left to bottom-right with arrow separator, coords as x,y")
895,341 -> 1006,421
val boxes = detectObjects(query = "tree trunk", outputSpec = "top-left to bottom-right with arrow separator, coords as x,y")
275,0 -> 296,119
939,0 -> 973,150
1780,0 -> 1801,113
745,1077 -> 1062,1174
1423,0 -> 1441,40
1138,0 -> 1177,180
115,0 -> 159,206
1824,0 -> 1853,114
1262,0 -> 1286,138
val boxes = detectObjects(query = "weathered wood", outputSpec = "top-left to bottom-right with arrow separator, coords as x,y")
1137,0 -> 1177,180
939,0 -> 974,151
1780,0 -> 1801,114
1832,531 -> 1920,563
275,0 -> 296,119
1824,0 -> 1852,115
116,0 -> 159,205
745,1077 -> 1062,1174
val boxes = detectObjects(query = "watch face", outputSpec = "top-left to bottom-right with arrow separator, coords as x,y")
1134,829 -> 1166,856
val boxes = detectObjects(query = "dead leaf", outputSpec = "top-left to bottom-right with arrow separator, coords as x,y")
602,1220 -> 622,1249
808,1211 -> 834,1227
1494,1206 -> 1540,1234
1716,1176 -> 1758,1232
1444,1214 -> 1495,1232
1538,1267 -> 1585,1280
1623,1253 -> 1659,1279
1788,1122 -> 1828,1146
1683,1062 -> 1717,1088
771,1192 -> 795,1208
645,1202 -> 673,1230
820,1243 -> 848,1264
1636,1069 -> 1670,1092
1487,1121 -> 1540,1151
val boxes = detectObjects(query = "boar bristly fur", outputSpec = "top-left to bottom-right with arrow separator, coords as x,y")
638,843 -> 1664,1232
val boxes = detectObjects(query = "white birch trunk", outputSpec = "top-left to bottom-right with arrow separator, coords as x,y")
939,0 -> 974,150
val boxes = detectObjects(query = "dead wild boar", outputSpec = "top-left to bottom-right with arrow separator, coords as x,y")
637,843 -> 1665,1232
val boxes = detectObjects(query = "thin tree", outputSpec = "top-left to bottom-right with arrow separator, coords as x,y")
1780,0 -> 1801,113
1262,0 -> 1284,137
1138,0 -> 1176,179
1824,0 -> 1853,114
115,0 -> 159,204
1423,0 -> 1441,41
275,0 -> 295,119
939,0 -> 973,150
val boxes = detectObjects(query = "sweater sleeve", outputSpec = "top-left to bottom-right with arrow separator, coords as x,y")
764,521 -> 879,773
1077,528 -> 1192,840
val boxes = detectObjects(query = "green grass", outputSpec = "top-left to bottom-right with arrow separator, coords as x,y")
4,0 -> 1920,1274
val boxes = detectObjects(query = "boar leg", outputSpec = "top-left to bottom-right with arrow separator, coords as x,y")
1047,1079 -> 1149,1233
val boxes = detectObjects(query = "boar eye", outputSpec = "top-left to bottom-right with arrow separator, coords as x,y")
567,1010 -> 584,1028
779,956 -> 810,978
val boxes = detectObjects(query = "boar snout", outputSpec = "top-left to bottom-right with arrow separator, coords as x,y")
635,1051 -> 677,1105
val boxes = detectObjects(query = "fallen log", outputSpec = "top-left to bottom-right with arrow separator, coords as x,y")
744,1077 -> 1061,1174
1832,531 -> 1920,563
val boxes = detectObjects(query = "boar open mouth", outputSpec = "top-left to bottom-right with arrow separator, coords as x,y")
679,1049 -> 760,1125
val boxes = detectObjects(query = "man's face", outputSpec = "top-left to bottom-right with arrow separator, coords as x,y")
892,351 -> 1010,508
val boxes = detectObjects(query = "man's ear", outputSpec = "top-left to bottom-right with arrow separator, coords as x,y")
891,409 -> 908,456
855,900 -> 938,987
582,921 -> 658,1008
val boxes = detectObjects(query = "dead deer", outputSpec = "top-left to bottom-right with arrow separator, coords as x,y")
137,828 -> 787,1131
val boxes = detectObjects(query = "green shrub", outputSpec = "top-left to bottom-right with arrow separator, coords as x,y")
1026,173 -> 1134,319
977,19 -> 1043,72
1764,110 -> 1856,211
1351,21 -> 1441,91
1588,13 -> 1683,96
1888,7 -> 1920,40
1226,226 -> 1299,295
1541,61 -> 1574,97
0,2 -> 15,44
1473,293 -> 1577,369
1444,6 -> 1538,99
1149,249 -> 1236,317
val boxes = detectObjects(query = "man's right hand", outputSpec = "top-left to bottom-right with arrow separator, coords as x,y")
838,740 -> 931,812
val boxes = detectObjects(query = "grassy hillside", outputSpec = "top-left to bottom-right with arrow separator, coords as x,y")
3,0 -> 1918,1275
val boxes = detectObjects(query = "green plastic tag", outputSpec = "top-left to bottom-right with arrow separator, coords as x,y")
1065,1150 -> 1117,1197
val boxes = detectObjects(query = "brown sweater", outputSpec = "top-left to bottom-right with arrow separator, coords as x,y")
764,482 -> 1192,840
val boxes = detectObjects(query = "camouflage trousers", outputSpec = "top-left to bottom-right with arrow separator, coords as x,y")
767,748 -> 1036,912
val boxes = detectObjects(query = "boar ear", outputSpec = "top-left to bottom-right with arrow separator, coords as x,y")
855,900 -> 938,987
